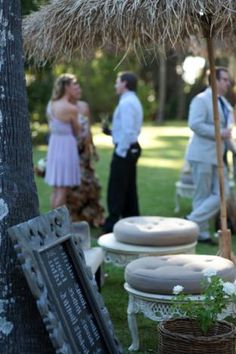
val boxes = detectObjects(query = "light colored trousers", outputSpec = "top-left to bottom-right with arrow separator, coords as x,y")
187,161 -> 229,240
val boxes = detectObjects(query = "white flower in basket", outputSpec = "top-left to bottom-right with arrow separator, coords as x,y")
172,268 -> 236,334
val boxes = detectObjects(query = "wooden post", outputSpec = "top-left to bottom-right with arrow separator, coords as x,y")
206,36 -> 234,261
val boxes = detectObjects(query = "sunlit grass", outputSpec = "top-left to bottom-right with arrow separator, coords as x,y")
93,124 -> 190,149
37,145 -> 47,152
139,157 -> 181,168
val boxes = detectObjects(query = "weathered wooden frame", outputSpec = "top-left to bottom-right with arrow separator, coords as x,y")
8,206 -> 123,354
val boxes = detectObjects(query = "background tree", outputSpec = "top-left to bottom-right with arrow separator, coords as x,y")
156,55 -> 167,123
0,0 -> 54,352
26,51 -> 158,140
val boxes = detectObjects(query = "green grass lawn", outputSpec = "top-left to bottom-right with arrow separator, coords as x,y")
33,122 -> 236,353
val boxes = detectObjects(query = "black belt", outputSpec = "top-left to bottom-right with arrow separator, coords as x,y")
114,142 -> 141,161
114,142 -> 138,149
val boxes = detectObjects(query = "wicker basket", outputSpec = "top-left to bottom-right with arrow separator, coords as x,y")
158,318 -> 236,354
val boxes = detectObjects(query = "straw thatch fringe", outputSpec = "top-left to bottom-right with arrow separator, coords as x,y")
23,0 -> 236,64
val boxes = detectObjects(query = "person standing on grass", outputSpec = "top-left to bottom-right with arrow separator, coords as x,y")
45,73 -> 81,208
66,80 -> 105,227
185,67 -> 233,244
103,72 -> 143,233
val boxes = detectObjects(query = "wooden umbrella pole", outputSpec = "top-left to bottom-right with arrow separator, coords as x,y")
206,36 -> 233,260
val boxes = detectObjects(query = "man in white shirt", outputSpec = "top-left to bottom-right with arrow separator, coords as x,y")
185,67 -> 233,244
103,72 -> 143,233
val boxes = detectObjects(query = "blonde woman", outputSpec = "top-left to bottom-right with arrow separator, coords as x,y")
45,73 -> 81,208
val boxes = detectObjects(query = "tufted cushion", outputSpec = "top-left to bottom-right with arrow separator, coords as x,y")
114,216 -> 198,246
125,254 -> 236,294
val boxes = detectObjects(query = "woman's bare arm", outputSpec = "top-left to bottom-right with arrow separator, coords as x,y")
69,105 -> 80,136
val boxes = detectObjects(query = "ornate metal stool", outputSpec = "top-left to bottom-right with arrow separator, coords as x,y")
98,216 -> 198,267
124,254 -> 236,351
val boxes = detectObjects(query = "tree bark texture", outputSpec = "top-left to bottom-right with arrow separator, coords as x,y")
156,55 -> 167,123
176,54 -> 186,120
0,1 -> 54,353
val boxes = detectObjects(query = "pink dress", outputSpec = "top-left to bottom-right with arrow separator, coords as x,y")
45,102 -> 81,187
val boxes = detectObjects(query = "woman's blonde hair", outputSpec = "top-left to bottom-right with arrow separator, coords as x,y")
51,73 -> 76,100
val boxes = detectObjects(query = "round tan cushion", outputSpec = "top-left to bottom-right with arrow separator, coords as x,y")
125,254 -> 236,294
114,216 -> 198,246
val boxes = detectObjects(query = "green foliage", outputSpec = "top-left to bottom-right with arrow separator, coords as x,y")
50,53 -> 157,121
27,53 -> 159,145
26,67 -> 54,121
25,51 -> 233,130
172,272 -> 236,335
21,0 -> 47,16
25,68 -> 53,145
25,55 -> 166,130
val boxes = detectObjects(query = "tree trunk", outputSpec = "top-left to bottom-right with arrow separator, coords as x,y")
155,55 -> 167,123
176,54 -> 186,120
0,1 -> 54,352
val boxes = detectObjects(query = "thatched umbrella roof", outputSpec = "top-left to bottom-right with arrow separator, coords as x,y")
23,0 -> 236,262
23,0 -> 236,64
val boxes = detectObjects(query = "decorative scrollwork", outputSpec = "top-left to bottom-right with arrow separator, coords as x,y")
8,206 -> 123,354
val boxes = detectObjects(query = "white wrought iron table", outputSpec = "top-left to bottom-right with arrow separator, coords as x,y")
98,233 -> 197,267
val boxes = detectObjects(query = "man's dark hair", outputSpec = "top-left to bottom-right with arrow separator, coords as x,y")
119,71 -> 138,92
207,67 -> 228,85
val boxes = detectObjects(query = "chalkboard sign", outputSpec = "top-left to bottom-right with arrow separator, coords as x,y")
8,206 -> 123,354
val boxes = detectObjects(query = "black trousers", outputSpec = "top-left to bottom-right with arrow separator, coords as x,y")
103,143 -> 141,233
